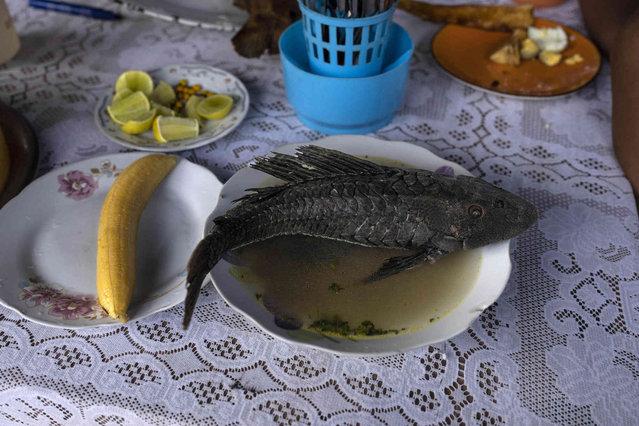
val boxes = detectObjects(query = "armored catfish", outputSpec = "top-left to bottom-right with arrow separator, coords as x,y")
183,145 -> 537,328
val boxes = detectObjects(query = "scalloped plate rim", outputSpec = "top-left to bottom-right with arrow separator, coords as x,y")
431,18 -> 602,100
207,135 -> 513,356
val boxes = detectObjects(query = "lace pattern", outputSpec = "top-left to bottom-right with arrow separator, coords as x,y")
0,0 -> 637,424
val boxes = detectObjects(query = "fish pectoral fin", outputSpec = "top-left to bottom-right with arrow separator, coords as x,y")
366,247 -> 448,282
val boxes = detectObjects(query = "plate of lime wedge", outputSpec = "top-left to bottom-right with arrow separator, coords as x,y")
94,64 -> 249,152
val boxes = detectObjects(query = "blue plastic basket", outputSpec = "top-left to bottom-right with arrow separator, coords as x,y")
280,21 -> 413,134
298,1 -> 398,78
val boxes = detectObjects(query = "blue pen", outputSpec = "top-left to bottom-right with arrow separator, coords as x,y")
29,0 -> 121,20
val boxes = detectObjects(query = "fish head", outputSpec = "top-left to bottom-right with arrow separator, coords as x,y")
442,175 -> 538,250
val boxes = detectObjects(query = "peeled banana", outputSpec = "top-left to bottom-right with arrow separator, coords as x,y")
97,154 -> 178,322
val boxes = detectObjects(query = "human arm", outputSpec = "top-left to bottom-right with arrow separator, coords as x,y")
579,0 -> 639,199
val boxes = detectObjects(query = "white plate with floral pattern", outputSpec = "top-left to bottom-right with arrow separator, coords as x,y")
207,135 -> 514,356
94,64 -> 249,153
0,153 -> 222,328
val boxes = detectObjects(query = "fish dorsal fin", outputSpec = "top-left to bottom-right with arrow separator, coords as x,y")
234,185 -> 283,204
250,145 -> 387,183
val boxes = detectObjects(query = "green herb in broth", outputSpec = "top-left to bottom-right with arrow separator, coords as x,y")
310,316 -> 400,337
328,283 -> 343,294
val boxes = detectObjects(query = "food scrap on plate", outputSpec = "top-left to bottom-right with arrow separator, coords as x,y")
398,0 -> 534,31
430,19 -> 601,97
402,1 -> 600,97
490,25 -> 580,67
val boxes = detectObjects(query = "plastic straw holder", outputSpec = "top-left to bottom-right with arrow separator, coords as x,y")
298,1 -> 398,77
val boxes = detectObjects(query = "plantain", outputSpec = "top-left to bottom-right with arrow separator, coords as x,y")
0,127 -> 9,195
97,154 -> 177,322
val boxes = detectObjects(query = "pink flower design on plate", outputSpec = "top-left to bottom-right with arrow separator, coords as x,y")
435,166 -> 455,176
47,294 -> 102,320
19,280 -> 107,321
57,170 -> 98,200
100,160 -> 112,171
19,283 -> 62,307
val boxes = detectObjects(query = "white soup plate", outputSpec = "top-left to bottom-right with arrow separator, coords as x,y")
207,135 -> 513,356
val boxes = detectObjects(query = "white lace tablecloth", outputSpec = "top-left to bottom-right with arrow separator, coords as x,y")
1,0 -> 638,424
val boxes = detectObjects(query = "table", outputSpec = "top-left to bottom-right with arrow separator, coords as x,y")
1,0 -> 638,424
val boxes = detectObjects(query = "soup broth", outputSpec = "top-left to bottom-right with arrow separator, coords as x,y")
230,234 -> 481,338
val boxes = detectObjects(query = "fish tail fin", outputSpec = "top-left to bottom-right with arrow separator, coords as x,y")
183,228 -> 228,329
366,248 -> 448,283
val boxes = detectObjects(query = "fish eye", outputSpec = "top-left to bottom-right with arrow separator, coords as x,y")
493,199 -> 505,208
468,205 -> 483,218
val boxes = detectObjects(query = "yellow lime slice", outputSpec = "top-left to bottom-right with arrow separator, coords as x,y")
114,70 -> 154,96
120,109 -> 156,134
111,88 -> 133,105
106,91 -> 150,125
196,94 -> 233,120
152,116 -> 199,143
185,95 -> 204,125
151,101 -> 176,117
150,80 -> 176,105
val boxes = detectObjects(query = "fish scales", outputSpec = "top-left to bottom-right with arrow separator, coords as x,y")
182,145 -> 538,328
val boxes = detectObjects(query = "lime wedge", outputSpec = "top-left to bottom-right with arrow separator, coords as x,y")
120,109 -> 156,134
196,94 -> 233,120
151,101 -> 176,117
153,116 -> 199,143
185,95 -> 205,125
150,80 -> 176,105
111,88 -> 133,105
114,70 -> 154,96
107,91 -> 150,125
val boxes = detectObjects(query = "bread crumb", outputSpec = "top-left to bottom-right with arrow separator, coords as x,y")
539,50 -> 562,67
520,38 -> 540,60
490,39 -> 521,66
564,53 -> 584,65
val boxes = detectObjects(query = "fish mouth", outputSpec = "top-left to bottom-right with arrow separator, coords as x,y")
500,201 -> 537,242
503,197 -> 538,228
518,200 -> 539,229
